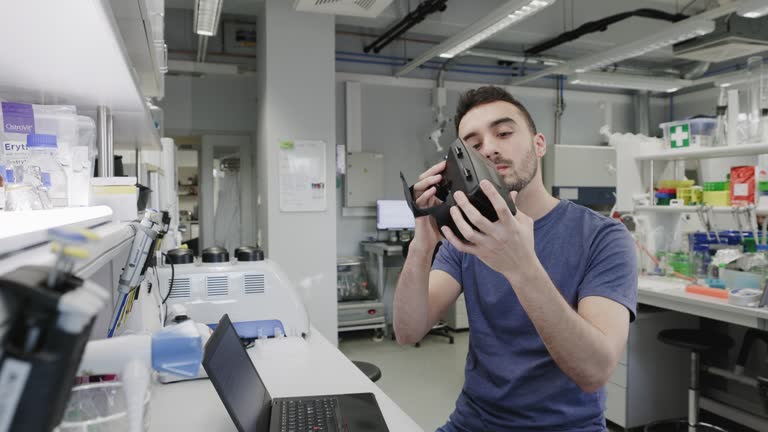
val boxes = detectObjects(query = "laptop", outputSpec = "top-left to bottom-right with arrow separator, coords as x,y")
202,314 -> 390,432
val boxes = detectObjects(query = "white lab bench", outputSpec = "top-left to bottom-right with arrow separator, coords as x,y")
150,327 -> 423,432
606,276 -> 768,430
637,276 -> 768,329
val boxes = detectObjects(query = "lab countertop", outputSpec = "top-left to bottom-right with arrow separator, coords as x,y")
150,327 -> 423,432
638,276 -> 768,329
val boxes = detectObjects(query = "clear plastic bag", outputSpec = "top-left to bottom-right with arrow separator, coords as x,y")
55,381 -> 150,432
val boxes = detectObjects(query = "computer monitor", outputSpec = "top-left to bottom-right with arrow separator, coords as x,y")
376,200 -> 415,230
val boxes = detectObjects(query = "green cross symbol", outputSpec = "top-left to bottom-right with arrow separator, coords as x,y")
670,124 -> 690,148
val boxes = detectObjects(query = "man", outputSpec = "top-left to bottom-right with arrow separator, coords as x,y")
394,86 -> 637,432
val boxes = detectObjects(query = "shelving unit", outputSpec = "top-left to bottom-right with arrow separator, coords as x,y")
635,205 -> 768,219
635,143 -> 768,161
0,221 -> 134,279
0,0 -> 161,150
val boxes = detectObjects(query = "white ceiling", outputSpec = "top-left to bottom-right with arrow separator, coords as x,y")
166,0 -> 727,65
334,0 -> 717,62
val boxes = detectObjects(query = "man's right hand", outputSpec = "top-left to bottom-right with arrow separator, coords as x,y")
411,160 -> 447,250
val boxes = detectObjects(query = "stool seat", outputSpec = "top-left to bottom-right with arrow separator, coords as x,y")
658,329 -> 733,352
352,361 -> 382,382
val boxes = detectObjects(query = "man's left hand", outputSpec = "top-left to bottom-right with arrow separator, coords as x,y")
441,180 -> 538,282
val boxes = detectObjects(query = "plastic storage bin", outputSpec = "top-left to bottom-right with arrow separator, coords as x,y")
337,256 -> 376,301
90,177 -> 138,221
660,118 -> 717,149
677,186 -> 703,205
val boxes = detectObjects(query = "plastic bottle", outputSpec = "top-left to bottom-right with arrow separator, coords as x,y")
691,244 -> 710,282
747,56 -> 764,142
26,133 -> 67,207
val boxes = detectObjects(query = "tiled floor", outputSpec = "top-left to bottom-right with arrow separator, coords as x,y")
339,329 -> 468,431
338,329 -> 758,432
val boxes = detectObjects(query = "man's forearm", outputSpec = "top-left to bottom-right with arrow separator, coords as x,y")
393,241 -> 434,344
505,261 -> 619,392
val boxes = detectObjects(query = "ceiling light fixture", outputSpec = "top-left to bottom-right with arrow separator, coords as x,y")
439,0 -> 555,59
194,0 -> 224,36
569,20 -> 716,74
396,0 -> 555,76
569,72 -> 692,93
737,0 -> 768,18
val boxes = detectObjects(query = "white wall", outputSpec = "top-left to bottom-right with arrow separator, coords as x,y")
334,73 -> 638,257
257,0 -> 338,343
159,74 -> 258,136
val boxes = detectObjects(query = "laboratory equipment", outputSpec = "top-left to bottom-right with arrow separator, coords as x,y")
376,200 -> 414,243
400,137 -> 516,243
107,209 -> 170,337
337,257 -> 375,301
0,257 -> 108,432
376,200 -> 415,231
746,56 -> 764,142
337,256 -> 385,333
25,133 -> 68,207
713,87 -> 728,146
73,321 -> 204,432
157,246 -> 310,338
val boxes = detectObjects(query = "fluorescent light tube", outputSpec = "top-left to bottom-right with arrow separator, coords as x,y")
569,20 -> 715,73
738,0 -> 768,18
569,72 -> 692,93
438,0 -> 555,58
194,0 -> 224,36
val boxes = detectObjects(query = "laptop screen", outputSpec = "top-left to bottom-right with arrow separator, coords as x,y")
203,314 -> 272,432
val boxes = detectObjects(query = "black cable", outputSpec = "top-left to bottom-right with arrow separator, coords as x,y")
161,253 -> 175,305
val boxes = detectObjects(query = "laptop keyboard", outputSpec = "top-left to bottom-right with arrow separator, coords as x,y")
279,397 -> 339,432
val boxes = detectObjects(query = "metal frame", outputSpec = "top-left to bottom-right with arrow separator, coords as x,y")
97,105 -> 114,177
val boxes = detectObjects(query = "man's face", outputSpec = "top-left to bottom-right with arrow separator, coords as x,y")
457,100 -> 544,192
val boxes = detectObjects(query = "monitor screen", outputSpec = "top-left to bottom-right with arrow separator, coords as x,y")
376,200 -> 415,230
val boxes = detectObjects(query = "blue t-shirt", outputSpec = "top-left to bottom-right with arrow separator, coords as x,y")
432,199 -> 638,432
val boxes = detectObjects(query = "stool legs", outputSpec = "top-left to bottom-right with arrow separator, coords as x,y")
644,351 -> 729,432
689,352 -> 700,432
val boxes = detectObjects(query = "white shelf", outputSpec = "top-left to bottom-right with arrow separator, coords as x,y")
0,220 -> 134,279
0,0 -> 160,150
111,0 -> 165,98
635,205 -> 768,217
0,206 -> 114,255
635,143 -> 768,161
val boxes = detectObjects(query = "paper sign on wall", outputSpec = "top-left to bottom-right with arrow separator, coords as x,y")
279,139 -> 327,212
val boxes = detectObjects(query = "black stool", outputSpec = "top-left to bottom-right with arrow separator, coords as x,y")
352,361 -> 382,382
644,329 -> 734,432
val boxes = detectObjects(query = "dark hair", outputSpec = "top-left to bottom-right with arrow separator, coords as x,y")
454,86 -> 537,135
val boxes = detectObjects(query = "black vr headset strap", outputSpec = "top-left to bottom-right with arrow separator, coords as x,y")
400,171 -> 447,218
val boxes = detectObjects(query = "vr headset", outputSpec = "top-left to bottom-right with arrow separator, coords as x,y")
400,138 -> 517,243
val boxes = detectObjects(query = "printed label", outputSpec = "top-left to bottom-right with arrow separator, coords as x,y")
1,102 -> 34,135
2,141 -> 29,167
735,183 -> 749,197
0,358 -> 32,432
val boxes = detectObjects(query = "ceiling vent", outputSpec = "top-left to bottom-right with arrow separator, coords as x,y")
673,15 -> 768,63
294,0 -> 393,18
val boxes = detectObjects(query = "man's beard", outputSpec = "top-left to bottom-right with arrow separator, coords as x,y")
493,143 -> 538,192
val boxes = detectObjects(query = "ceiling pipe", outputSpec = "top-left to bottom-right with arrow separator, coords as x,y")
363,0 -> 447,54
465,48 -> 682,77
526,9 -> 688,55
510,2 -> 740,86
